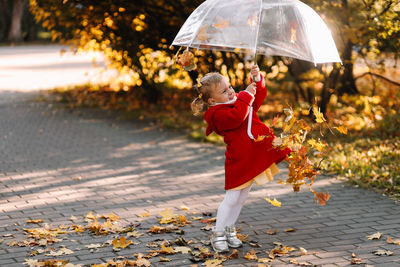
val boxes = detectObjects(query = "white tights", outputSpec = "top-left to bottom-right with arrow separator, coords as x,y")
215,185 -> 252,232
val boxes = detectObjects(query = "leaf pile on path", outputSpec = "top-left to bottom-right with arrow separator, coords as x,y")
2,209 -> 320,266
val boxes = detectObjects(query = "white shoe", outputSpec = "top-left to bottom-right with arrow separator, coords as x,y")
225,225 -> 242,248
210,230 -> 229,252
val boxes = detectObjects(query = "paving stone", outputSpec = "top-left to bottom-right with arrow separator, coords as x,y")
0,90 -> 399,266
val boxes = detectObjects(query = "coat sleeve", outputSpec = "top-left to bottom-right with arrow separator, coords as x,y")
213,91 -> 255,131
251,74 -> 267,112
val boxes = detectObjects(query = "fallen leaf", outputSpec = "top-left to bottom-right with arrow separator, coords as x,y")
44,247 -> 74,256
374,249 -> 393,256
100,213 -> 120,221
160,244 -> 175,254
366,232 -> 382,240
180,205 -> 190,210
244,249 -> 258,260
266,229 -> 276,235
86,212 -> 97,221
112,236 -> 132,250
201,223 -> 213,231
85,243 -> 102,249
69,215 -> 77,221
174,246 -> 192,254
284,228 -> 296,232
386,237 -> 400,245
204,259 -> 224,267
236,233 -> 248,242
265,197 -> 281,207
127,230 -> 144,238
26,219 -> 43,224
350,257 -> 363,264
200,218 -> 216,224
258,258 -> 272,263
160,257 -> 171,262
299,247 -> 308,255
138,211 -> 150,217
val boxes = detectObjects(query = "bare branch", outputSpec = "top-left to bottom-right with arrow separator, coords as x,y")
355,72 -> 400,88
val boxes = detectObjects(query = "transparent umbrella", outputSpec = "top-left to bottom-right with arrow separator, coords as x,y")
172,0 -> 341,64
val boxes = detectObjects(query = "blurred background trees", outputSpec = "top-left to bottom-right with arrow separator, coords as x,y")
27,0 -> 399,113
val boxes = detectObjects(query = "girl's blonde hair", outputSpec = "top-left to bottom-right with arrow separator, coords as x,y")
191,72 -> 224,116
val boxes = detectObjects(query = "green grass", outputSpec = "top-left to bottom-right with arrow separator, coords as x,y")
320,137 -> 400,199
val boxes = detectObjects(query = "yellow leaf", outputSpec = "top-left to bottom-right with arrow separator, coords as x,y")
174,246 -> 192,254
265,197 -> 281,207
284,228 -> 296,232
335,126 -> 348,134
100,214 -> 120,221
160,244 -> 175,254
112,237 -> 132,250
244,249 -> 258,261
204,259 -> 224,267
26,219 -> 43,224
312,106 -> 326,123
254,135 -> 266,142
307,139 -> 326,152
180,205 -> 190,210
86,212 -> 97,220
127,230 -> 144,237
258,258 -> 272,263
138,211 -> 150,217
367,232 -> 382,240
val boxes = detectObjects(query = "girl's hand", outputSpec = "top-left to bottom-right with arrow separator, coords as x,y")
272,136 -> 282,147
250,65 -> 260,80
245,82 -> 256,95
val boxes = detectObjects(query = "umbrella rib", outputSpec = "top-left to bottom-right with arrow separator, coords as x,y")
253,0 -> 263,60
188,0 -> 220,49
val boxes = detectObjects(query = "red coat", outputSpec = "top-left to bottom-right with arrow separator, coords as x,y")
204,75 -> 291,190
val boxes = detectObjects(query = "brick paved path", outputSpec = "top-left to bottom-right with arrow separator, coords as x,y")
1,91 -> 400,267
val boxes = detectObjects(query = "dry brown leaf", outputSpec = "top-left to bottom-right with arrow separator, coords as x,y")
244,249 -> 258,261
200,218 -> 216,224
112,236 -> 132,250
160,244 -> 175,254
100,213 -> 120,221
174,246 -> 192,254
366,232 -> 382,240
374,249 -> 394,256
386,237 -> 400,245
26,219 -> 43,224
266,229 -> 276,235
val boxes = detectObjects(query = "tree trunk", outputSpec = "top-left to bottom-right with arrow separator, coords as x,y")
338,40 -> 358,95
0,0 -> 11,41
6,0 -> 27,43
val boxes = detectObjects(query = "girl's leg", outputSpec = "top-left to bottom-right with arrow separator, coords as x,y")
215,189 -> 241,232
225,184 -> 252,226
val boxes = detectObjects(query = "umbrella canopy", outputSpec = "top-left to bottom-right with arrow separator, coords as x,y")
172,0 -> 341,64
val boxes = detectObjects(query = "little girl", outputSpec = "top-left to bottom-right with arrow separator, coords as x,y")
191,65 -> 291,252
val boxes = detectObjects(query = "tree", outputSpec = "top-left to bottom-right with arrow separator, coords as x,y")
30,0 -> 400,112
7,0 -> 28,42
